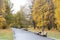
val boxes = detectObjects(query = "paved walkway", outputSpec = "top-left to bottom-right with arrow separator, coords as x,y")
11,28 -> 54,40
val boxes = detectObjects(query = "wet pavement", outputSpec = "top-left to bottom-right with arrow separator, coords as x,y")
11,28 -> 55,40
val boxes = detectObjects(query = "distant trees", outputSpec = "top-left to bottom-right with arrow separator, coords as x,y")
14,8 -> 25,28
12,7 -> 29,28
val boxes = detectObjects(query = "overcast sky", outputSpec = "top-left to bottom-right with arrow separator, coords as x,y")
10,0 -> 28,13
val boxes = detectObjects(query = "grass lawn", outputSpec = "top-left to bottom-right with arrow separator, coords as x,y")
48,30 -> 60,40
28,27 -> 60,40
0,29 -> 13,40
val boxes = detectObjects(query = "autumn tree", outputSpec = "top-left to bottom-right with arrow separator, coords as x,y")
0,0 -> 7,29
27,0 -> 37,29
3,0 -> 14,28
46,0 -> 57,30
32,0 -> 56,31
53,0 -> 60,31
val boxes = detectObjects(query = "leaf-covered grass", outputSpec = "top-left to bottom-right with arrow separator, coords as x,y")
0,29 -> 13,40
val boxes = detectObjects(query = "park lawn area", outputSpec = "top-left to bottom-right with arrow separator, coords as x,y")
28,27 -> 60,40
0,29 -> 13,40
48,30 -> 60,40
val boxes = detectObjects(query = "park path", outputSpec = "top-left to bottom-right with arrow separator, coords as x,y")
11,28 -> 54,40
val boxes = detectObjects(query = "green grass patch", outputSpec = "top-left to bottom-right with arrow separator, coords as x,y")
0,29 -> 13,40
48,30 -> 60,40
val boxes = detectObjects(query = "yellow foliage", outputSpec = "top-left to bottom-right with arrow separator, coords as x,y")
32,0 -> 60,29
32,0 -> 49,27
0,17 -> 7,28
0,17 -> 6,22
54,0 -> 60,24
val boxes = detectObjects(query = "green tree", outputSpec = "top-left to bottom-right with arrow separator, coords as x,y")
13,7 -> 29,28
3,0 -> 14,28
